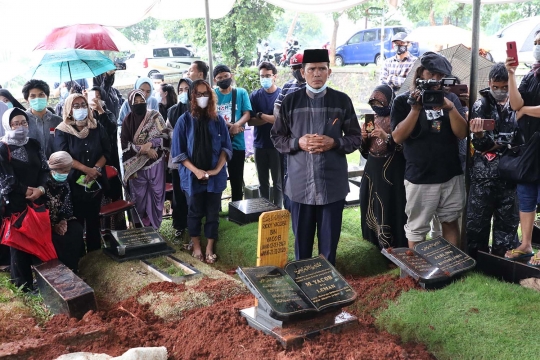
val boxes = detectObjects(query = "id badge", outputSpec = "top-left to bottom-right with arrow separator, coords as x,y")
430,120 -> 442,133
484,152 -> 496,162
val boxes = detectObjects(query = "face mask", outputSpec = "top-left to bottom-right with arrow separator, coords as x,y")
292,69 -> 305,83
30,98 -> 47,112
217,78 -> 232,90
5,102 -> 13,109
52,172 -> 68,182
196,97 -> 209,109
133,103 -> 147,115
396,45 -> 408,55
371,105 -> 391,117
61,87 -> 69,99
306,82 -> 328,94
7,126 -> 29,140
72,108 -> 87,121
155,93 -> 162,103
179,92 -> 188,104
260,78 -> 273,90
490,89 -> 508,102
534,45 -> 540,61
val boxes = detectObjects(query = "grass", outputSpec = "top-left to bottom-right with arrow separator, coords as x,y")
147,257 -> 186,277
377,272 -> 540,360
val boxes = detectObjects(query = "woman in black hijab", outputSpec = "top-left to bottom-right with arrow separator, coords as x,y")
360,84 -> 407,249
0,89 -> 25,110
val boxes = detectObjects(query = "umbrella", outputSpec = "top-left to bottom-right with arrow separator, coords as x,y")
34,24 -> 133,52
404,25 -> 491,50
398,44 -> 495,95
29,49 -> 116,83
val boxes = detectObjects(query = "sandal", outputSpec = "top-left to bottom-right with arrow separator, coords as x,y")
183,240 -> 194,251
206,253 -> 218,264
505,249 -> 534,260
192,251 -> 204,262
527,254 -> 540,268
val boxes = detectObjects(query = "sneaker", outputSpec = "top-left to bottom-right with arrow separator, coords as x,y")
174,229 -> 185,238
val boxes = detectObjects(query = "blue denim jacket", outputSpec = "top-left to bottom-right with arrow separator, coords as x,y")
171,112 -> 232,196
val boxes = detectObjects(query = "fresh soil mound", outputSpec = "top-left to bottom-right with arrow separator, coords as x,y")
0,274 -> 435,360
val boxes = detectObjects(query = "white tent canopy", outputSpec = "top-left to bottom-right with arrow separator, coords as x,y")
265,0 -> 369,12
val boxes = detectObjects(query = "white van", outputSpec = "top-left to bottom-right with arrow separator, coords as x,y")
125,45 -> 201,78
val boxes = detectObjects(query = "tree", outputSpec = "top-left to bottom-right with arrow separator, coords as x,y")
267,12 -> 325,49
401,0 -> 472,27
119,17 -> 159,44
161,0 -> 283,68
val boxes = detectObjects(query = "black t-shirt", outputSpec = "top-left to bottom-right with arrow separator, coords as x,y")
518,72 -> 540,142
391,91 -> 465,184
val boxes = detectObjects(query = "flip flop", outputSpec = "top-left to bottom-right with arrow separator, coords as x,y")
505,249 -> 535,260
206,254 -> 218,264
527,254 -> 540,268
192,251 -> 204,262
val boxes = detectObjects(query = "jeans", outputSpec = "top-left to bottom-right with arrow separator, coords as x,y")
516,183 -> 540,212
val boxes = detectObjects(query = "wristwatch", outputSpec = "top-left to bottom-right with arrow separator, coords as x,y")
257,112 -> 263,119
94,166 -> 102,173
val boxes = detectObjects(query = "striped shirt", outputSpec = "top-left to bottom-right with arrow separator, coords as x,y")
274,79 -> 306,108
379,54 -> 418,91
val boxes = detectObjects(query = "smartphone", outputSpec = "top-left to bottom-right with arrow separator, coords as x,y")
115,62 -> 126,70
506,41 -> 519,66
87,90 -> 95,105
364,114 -> 375,133
448,84 -> 468,96
482,119 -> 495,131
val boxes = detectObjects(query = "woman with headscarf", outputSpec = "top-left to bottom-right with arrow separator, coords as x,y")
157,83 -> 178,121
0,89 -> 25,111
45,151 -> 84,272
360,85 -> 407,249
0,108 -> 49,291
54,81 -> 83,118
172,80 -> 232,264
167,78 -> 192,239
121,89 -> 171,230
54,94 -> 111,253
117,77 -> 160,126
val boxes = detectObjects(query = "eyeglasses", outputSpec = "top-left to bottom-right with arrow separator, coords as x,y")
11,120 -> 28,127
195,92 -> 210,98
260,74 -> 274,79
72,104 -> 88,109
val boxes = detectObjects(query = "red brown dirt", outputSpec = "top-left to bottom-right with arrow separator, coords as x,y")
0,274 -> 435,360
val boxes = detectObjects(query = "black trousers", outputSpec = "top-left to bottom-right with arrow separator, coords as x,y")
228,149 -> 245,202
52,220 -> 84,272
10,247 -> 41,292
186,191 -> 222,240
171,169 -> 188,231
289,199 -> 345,265
74,194 -> 103,253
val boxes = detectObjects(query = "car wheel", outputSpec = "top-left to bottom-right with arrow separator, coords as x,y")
335,56 -> 344,67
148,70 -> 160,77
360,63 -> 368,67
375,54 -> 384,66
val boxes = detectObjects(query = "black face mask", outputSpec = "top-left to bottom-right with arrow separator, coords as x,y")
396,45 -> 408,55
371,105 -> 391,117
292,69 -> 305,83
217,78 -> 232,90
132,103 -> 147,116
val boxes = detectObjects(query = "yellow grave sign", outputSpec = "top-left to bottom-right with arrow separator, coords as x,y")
257,210 -> 290,268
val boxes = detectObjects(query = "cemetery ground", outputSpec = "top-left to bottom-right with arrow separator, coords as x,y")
1,160 -> 540,358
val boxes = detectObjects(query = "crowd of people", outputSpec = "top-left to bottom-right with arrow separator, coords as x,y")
0,32 -> 539,292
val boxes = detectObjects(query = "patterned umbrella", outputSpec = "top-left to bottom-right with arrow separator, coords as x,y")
29,49 -> 116,83
397,44 -> 495,95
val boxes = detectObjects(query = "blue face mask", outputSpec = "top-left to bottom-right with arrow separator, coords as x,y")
30,98 -> 48,112
260,78 -> 273,90
52,172 -> 68,182
306,82 -> 328,94
5,101 -> 13,109
178,92 -> 188,104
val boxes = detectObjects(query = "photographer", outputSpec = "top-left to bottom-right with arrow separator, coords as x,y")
391,52 -> 467,248
467,63 -> 519,258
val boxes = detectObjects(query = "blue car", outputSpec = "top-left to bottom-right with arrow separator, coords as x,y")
335,26 -> 420,66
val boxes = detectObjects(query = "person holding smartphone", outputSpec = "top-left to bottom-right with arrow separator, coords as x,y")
467,63 -> 519,258
360,85 -> 407,249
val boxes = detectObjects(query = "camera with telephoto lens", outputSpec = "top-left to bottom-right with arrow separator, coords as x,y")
408,77 -> 457,107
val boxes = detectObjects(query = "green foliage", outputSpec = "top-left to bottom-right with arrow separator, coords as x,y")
234,66 -> 260,94
161,0 -> 283,68
401,0 -> 471,27
119,17 -> 159,44
378,272 -> 540,360
0,274 -> 51,325
268,12 -> 325,48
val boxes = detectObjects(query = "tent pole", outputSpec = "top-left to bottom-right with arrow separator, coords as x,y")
461,0 -> 481,253
205,0 -> 214,86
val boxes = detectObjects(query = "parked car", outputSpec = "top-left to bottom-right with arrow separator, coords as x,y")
489,16 -> 540,65
125,45 -> 200,78
335,26 -> 420,66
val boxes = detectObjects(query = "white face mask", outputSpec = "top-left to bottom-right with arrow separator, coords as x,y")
72,108 -> 87,121
196,97 -> 209,109
534,45 -> 540,61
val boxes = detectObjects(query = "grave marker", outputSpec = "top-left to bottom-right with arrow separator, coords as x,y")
229,198 -> 280,225
102,226 -> 174,262
257,210 -> 289,268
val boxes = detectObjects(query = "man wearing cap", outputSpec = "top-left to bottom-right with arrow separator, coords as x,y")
391,52 -> 468,248
273,53 -> 306,210
213,64 -> 252,201
379,32 -> 417,91
271,49 -> 362,265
